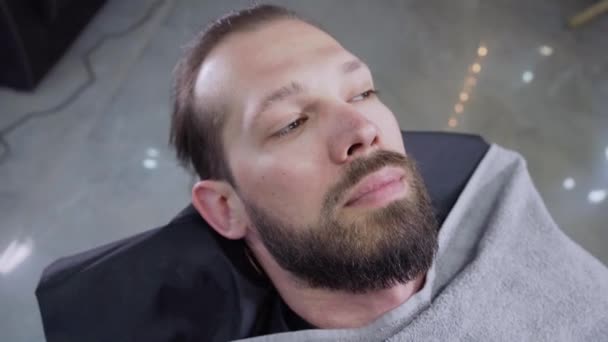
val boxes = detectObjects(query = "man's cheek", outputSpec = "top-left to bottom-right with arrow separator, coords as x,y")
250,167 -> 301,202
275,169 -> 325,215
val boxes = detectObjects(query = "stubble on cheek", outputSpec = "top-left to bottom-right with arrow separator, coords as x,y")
243,165 -> 325,226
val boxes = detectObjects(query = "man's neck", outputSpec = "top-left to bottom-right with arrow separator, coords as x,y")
249,241 -> 426,329
278,273 -> 425,329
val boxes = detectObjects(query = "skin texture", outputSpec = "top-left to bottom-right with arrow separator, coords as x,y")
190,19 -> 436,329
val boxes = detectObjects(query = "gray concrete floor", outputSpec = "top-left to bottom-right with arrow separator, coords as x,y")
1,0 -> 607,340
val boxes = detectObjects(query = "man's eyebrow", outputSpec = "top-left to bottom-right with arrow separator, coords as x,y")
341,59 -> 365,74
254,59 -> 367,122
256,81 -> 304,119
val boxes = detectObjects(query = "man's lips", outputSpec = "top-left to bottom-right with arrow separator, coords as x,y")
344,167 -> 407,208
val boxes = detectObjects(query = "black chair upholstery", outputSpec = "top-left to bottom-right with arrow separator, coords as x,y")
0,0 -> 106,90
36,131 -> 489,342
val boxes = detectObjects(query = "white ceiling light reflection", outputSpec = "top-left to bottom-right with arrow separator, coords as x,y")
522,71 -> 534,83
472,63 -> 481,73
562,178 -> 576,190
587,190 -> 606,204
448,118 -> 458,128
459,92 -> 469,102
477,46 -> 488,57
539,45 -> 553,56
0,240 -> 33,275
142,159 -> 158,169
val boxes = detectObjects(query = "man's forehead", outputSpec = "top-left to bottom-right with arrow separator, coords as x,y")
195,19 -> 343,95
194,19 -> 352,130
220,19 -> 340,64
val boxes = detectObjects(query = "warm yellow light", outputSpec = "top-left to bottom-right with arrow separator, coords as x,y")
477,46 -> 488,57
448,118 -> 458,127
454,103 -> 464,113
472,63 -> 481,73
539,45 -> 553,56
459,92 -> 469,102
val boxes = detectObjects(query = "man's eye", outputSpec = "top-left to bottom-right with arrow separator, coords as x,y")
275,117 -> 308,137
350,89 -> 378,102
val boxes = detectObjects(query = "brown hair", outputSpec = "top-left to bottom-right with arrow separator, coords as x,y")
169,4 -> 300,184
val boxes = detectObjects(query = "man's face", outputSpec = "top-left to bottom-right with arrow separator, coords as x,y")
196,19 -> 437,292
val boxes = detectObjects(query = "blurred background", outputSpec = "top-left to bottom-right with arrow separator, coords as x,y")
0,0 -> 606,340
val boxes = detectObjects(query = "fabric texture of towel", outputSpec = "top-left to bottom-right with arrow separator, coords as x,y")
236,144 -> 608,341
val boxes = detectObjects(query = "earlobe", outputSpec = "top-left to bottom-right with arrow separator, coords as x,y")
191,180 -> 247,240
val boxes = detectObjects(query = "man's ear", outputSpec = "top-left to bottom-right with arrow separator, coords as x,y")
191,180 -> 248,240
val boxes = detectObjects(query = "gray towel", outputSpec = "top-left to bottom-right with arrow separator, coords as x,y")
237,145 -> 608,342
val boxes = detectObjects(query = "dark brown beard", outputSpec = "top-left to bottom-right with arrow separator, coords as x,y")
243,150 -> 439,293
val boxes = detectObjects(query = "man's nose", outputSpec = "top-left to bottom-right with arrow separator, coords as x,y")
328,105 -> 380,164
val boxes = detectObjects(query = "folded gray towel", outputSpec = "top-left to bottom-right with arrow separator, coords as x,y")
238,145 -> 608,342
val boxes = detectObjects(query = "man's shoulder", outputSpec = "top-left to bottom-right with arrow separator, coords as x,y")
35,206 -> 271,341
37,208 -> 210,289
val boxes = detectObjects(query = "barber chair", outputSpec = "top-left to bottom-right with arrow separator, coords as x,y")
36,131 -> 489,341
0,0 -> 107,90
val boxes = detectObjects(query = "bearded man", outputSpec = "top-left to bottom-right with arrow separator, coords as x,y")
36,4 -> 608,342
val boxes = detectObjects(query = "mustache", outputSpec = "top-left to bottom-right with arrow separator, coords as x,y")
323,150 -> 415,209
